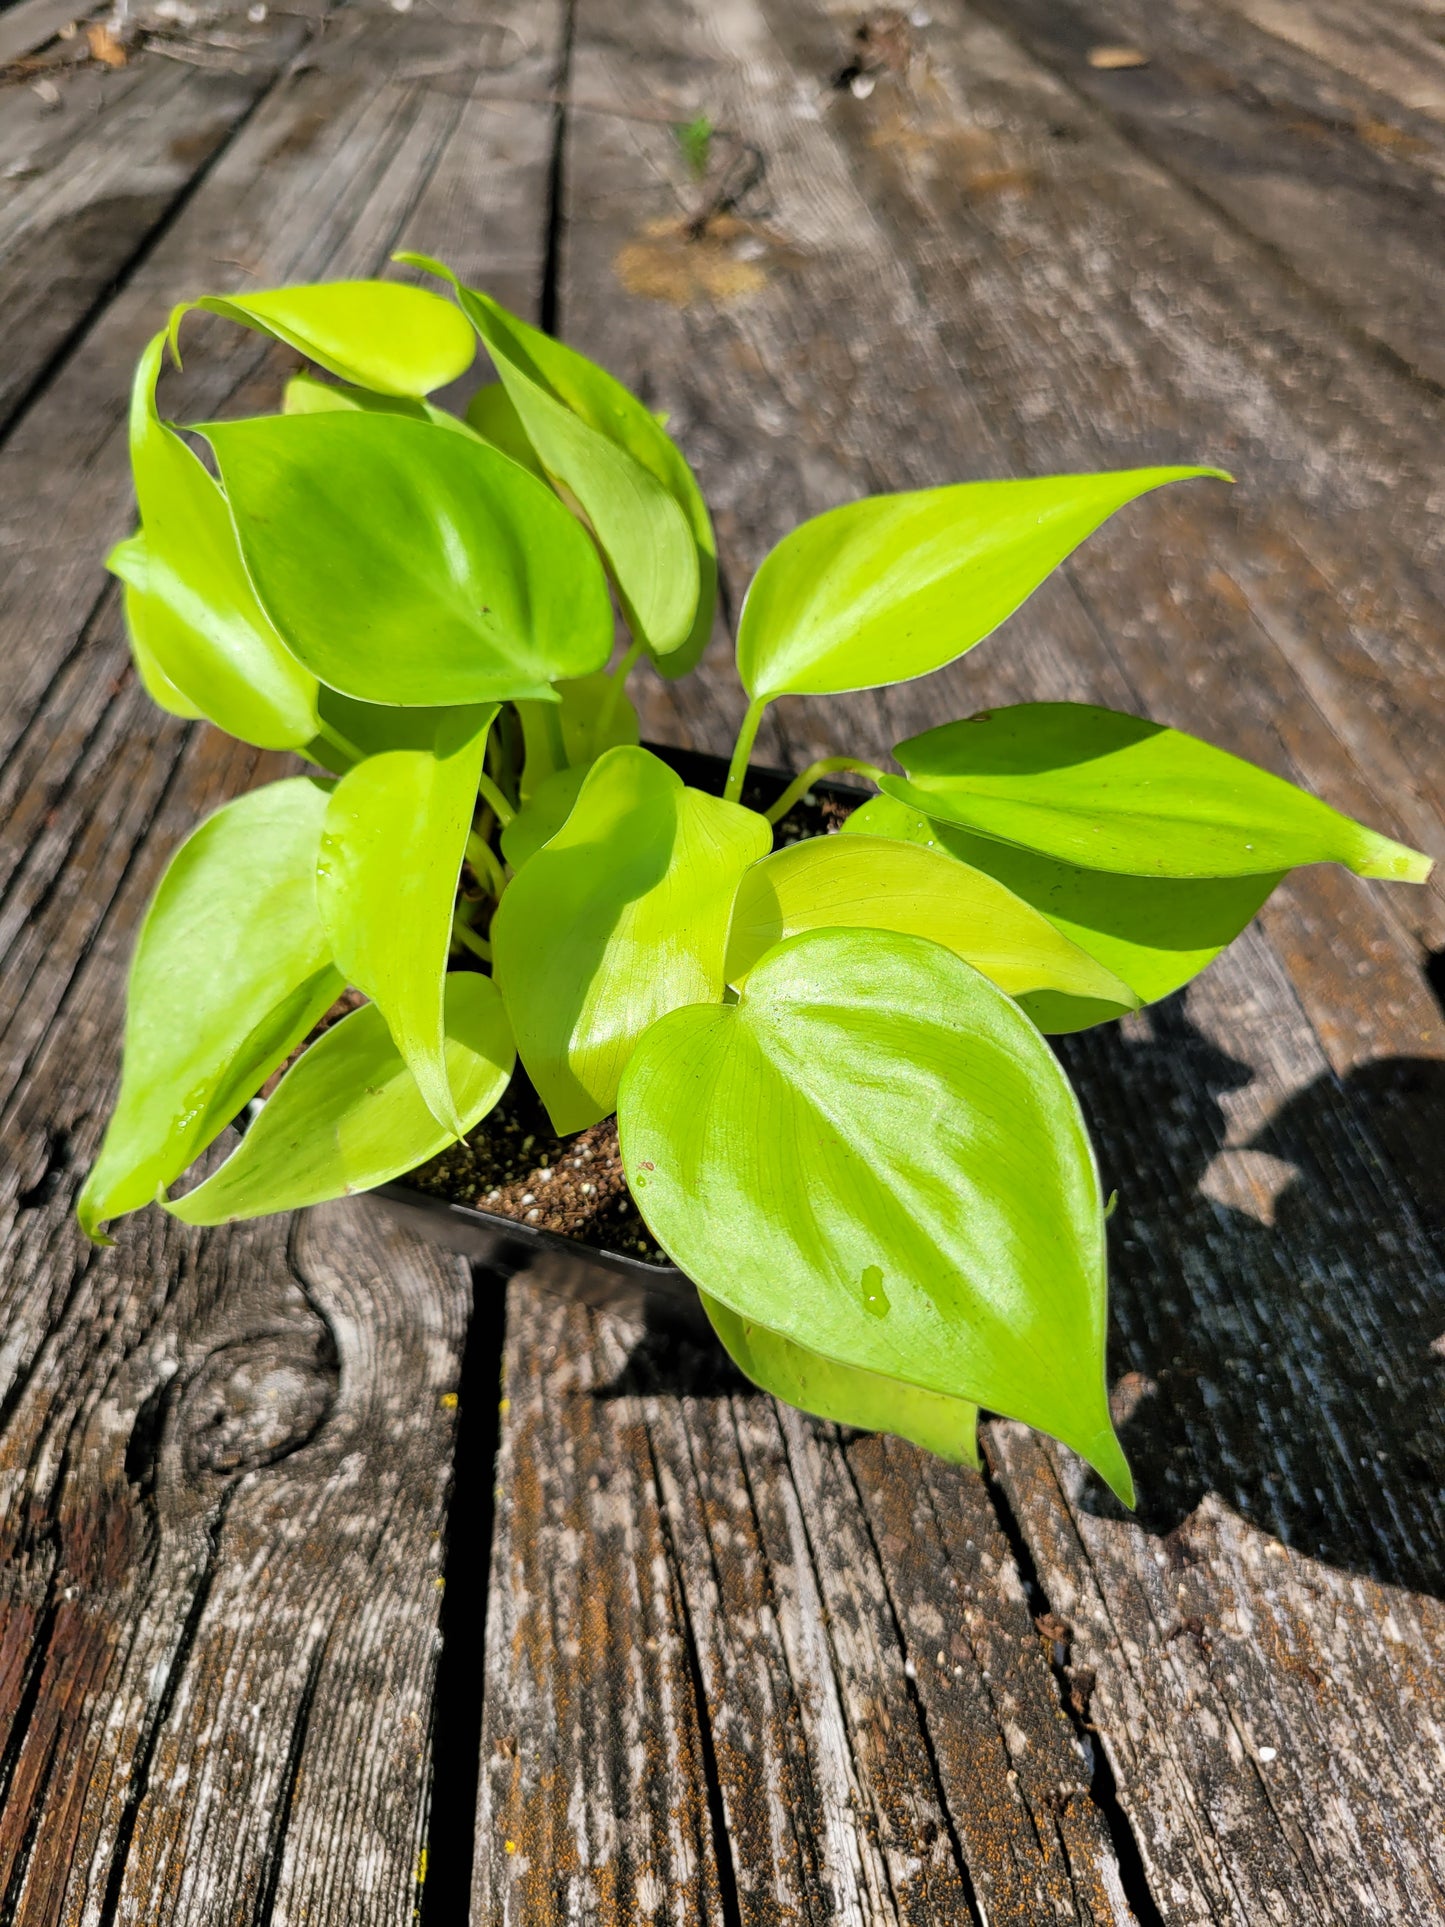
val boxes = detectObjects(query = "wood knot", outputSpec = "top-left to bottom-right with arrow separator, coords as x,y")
176,1335 -> 336,1480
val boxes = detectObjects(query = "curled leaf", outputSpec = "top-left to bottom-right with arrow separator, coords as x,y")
166,974 -> 514,1223
172,279 -> 475,396
78,778 -> 342,1239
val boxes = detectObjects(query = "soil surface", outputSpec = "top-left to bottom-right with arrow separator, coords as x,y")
407,1070 -> 668,1262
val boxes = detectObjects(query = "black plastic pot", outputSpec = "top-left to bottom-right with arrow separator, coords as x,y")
362,741 -> 865,1332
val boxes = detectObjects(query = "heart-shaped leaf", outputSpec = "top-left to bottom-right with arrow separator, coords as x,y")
317,705 -> 496,1131
491,745 -> 771,1132
618,926 -> 1132,1499
736,466 -> 1228,701
725,832 -> 1137,1032
703,1294 -> 980,1464
885,704 -> 1431,881
172,279 -> 475,396
166,973 -> 514,1224
403,255 -> 717,674
78,778 -> 343,1239
116,333 -> 320,749
202,411 -> 614,706
847,794 -> 1282,1006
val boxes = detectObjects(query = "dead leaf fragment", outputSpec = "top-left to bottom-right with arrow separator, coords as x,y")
1087,44 -> 1148,70
86,21 -> 127,65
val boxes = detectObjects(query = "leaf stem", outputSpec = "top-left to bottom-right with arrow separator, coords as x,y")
466,830 -> 509,899
476,772 -> 515,827
598,637 -> 644,738
763,758 -> 888,826
451,913 -> 492,962
314,719 -> 366,768
723,697 -> 769,804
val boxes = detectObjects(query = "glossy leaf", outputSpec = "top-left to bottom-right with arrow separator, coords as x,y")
118,333 -> 320,749
311,685 -> 481,766
78,778 -> 343,1239
703,1294 -> 980,1464
109,536 -> 203,719
736,466 -> 1228,701
618,926 -> 1132,1500
885,704 -> 1431,881
725,832 -> 1137,1032
465,381 -> 547,478
847,794 -> 1282,1007
173,279 -> 475,396
166,974 -> 514,1223
492,745 -> 771,1132
281,371 -> 476,439
403,255 -> 718,673
317,706 -> 496,1131
500,764 -> 586,870
202,411 -> 614,706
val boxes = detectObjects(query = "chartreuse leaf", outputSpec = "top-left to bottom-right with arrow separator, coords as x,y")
885,705 -> 1431,882
847,794 -> 1281,1008
310,685 -> 480,767
166,975 -> 514,1224
317,705 -> 497,1132
77,779 -> 343,1240
115,333 -> 320,749
171,280 -> 474,396
281,370 -> 478,440
108,536 -> 203,720
202,412 -> 613,706
465,382 -> 547,478
617,926 -> 1132,1500
724,833 -> 1136,1032
402,254 -> 718,674
736,467 -> 1227,702
703,1295 -> 980,1464
492,746 -> 770,1132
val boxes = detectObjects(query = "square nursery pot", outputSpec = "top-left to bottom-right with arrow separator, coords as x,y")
360,741 -> 864,1336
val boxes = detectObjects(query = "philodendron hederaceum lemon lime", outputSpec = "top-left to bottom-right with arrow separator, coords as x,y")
80,262 -> 1432,1503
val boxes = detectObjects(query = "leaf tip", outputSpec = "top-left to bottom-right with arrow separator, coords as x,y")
1356,835 -> 1433,885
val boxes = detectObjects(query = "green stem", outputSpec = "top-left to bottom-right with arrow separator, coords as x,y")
597,637 -> 644,739
764,757 -> 888,826
451,913 -> 492,962
542,700 -> 568,772
487,716 -> 518,807
723,697 -> 769,804
476,772 -> 515,827
314,719 -> 366,769
466,830 -> 509,899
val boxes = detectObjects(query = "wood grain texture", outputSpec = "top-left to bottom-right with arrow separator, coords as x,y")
0,0 -> 566,1917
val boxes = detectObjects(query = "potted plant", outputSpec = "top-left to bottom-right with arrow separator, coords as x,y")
79,262 -> 1431,1501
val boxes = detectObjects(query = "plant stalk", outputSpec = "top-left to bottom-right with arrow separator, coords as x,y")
476,773 -> 515,827
723,697 -> 769,804
451,913 -> 492,962
764,757 -> 888,826
466,831 -> 509,900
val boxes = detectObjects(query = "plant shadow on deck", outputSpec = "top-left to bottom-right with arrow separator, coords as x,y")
599,997 -> 1445,1600
1061,999 -> 1445,1600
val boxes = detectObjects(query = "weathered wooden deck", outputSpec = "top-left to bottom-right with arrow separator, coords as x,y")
2,0 -> 1443,1918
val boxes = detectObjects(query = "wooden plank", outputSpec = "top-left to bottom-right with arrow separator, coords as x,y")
0,0 -> 567,1917
0,0 -> 97,66
1212,0 -> 1445,124
495,0 -> 1445,1913
0,10 -> 312,439
964,0 -> 1445,392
